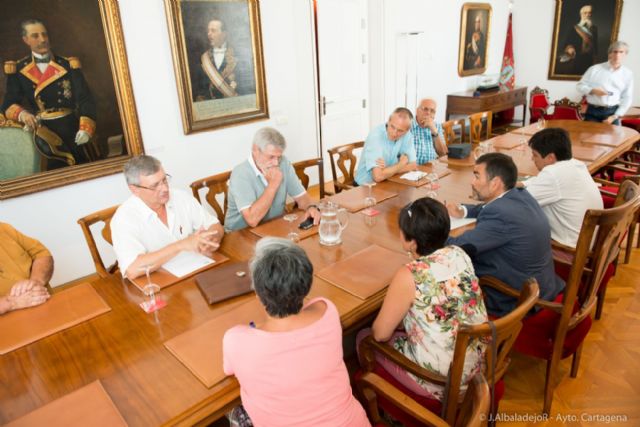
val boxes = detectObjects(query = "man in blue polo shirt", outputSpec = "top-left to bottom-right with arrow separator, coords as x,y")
355,107 -> 417,185
225,127 -> 321,231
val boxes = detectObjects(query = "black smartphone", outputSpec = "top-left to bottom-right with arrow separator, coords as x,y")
298,217 -> 314,230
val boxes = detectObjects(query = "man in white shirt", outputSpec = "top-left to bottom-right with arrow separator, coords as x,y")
111,155 -> 224,279
577,41 -> 633,125
524,128 -> 603,248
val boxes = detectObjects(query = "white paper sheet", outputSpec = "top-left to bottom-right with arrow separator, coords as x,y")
399,170 -> 428,181
450,217 -> 477,230
162,251 -> 214,278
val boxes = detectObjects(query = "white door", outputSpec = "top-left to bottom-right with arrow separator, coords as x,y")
316,0 -> 369,175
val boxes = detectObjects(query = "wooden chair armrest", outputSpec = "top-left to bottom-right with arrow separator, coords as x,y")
598,188 -> 618,198
480,276 -> 561,312
360,336 -> 448,385
551,240 -> 576,255
479,276 -> 521,298
358,372 -> 449,427
606,163 -> 637,173
593,177 -> 618,187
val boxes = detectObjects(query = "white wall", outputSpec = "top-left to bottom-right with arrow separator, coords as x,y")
0,0 -> 320,285
515,0 -> 640,105
370,0 -> 639,126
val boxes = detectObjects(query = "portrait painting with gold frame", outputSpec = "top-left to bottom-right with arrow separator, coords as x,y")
458,3 -> 492,77
165,0 -> 268,134
548,0 -> 623,81
0,0 -> 144,200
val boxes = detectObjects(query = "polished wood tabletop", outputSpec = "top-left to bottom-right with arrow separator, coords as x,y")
0,121 -> 637,426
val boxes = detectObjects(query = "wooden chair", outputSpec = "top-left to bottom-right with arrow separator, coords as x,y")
529,86 -> 551,124
441,118 -> 466,146
497,180 -> 640,414
595,175 -> 640,264
357,373 -> 490,427
468,111 -> 492,144
190,170 -> 231,225
292,157 -> 327,199
327,141 -> 364,193
77,205 -> 119,279
547,98 -> 583,121
357,279 -> 539,427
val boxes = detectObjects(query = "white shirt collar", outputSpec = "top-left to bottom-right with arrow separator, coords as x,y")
32,51 -> 50,60
248,152 -> 268,186
129,191 -> 174,220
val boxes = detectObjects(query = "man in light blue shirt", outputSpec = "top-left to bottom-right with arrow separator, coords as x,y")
355,107 -> 417,185
577,41 -> 633,125
225,127 -> 320,231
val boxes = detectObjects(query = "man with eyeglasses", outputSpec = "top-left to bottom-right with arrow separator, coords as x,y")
354,107 -> 417,185
411,98 -> 448,164
111,155 -> 224,279
225,127 -> 321,231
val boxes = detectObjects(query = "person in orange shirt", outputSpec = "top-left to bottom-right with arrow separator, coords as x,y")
0,223 -> 53,314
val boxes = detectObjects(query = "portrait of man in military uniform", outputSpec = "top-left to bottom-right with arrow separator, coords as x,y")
1,19 -> 97,170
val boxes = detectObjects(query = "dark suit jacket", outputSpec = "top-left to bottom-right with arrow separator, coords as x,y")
447,188 -> 565,316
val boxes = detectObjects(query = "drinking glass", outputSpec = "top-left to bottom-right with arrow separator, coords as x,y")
536,117 -> 546,130
283,213 -> 300,242
426,172 -> 440,192
363,182 -> 377,214
140,265 -> 161,312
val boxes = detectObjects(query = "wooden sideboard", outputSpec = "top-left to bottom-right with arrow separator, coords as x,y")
446,86 -> 528,124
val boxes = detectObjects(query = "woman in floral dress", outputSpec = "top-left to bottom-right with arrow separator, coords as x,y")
358,197 -> 488,400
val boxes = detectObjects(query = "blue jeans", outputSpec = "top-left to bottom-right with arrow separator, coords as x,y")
585,104 -> 620,125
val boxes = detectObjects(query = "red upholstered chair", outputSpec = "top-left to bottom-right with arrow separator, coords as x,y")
600,150 -> 640,184
358,373 -> 491,427
528,87 -> 551,124
356,279 -> 539,427
491,180 -> 640,414
621,106 -> 640,132
546,97 -> 583,121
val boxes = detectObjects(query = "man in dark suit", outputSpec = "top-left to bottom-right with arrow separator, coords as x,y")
1,19 -> 96,170
446,153 -> 564,316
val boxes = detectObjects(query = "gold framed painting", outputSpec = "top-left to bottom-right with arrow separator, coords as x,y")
548,0 -> 623,80
165,0 -> 269,134
458,3 -> 492,77
0,0 -> 144,200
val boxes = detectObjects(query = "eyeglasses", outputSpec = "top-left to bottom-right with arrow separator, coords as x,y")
134,174 -> 171,191
419,107 -> 436,113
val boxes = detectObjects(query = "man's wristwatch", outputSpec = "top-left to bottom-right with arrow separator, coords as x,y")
306,204 -> 319,212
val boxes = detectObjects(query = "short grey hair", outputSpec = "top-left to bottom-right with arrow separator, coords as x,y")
608,41 -> 629,54
123,155 -> 162,186
389,107 -> 414,122
249,237 -> 313,318
253,127 -> 287,152
21,19 -> 45,37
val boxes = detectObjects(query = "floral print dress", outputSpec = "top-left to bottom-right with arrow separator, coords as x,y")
392,245 -> 488,400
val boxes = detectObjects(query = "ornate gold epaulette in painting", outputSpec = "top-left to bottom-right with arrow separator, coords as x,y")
68,57 -> 82,69
3,61 -> 16,75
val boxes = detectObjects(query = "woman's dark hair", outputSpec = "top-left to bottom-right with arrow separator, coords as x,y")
249,237 -> 313,318
398,197 -> 450,256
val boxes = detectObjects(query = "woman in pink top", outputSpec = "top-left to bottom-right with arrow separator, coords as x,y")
223,237 -> 370,427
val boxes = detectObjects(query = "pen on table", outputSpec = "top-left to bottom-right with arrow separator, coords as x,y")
249,321 -> 256,328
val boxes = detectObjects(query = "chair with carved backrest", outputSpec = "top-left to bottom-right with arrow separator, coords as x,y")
190,170 -> 232,225
594,175 -> 640,264
327,141 -> 364,193
357,373 -> 491,427
77,205 -> 119,279
493,180 -> 640,414
468,111 -> 493,144
441,118 -> 467,146
529,86 -> 551,124
356,279 -> 539,427
292,157 -> 327,199
547,97 -> 583,121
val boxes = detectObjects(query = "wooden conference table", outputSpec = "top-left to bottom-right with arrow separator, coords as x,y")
1,121 -> 637,426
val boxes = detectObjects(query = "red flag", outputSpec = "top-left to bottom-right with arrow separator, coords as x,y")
499,13 -> 515,90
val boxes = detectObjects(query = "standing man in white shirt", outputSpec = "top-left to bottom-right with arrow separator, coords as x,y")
577,41 -> 633,125
111,155 -> 224,279
523,128 -> 602,248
